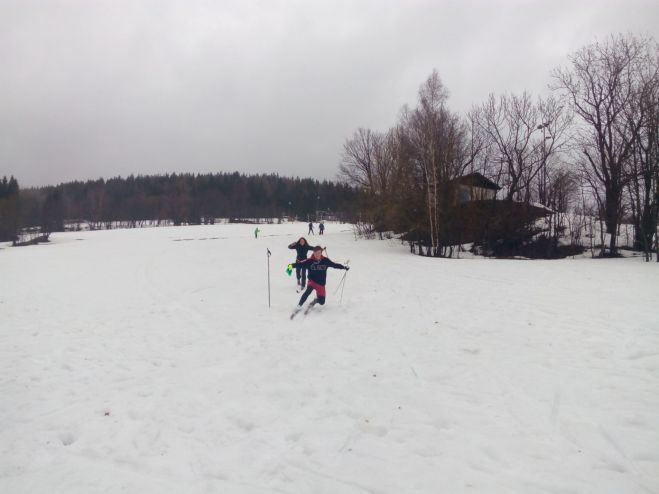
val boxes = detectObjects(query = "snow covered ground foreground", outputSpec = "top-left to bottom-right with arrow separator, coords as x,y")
1,222 -> 658,494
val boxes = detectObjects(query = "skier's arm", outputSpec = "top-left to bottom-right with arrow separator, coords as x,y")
288,242 -> 297,249
292,258 -> 311,269
325,259 -> 349,270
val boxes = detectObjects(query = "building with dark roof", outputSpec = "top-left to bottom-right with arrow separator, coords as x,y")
452,172 -> 501,202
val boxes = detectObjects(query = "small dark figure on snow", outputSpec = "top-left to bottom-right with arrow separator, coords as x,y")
308,222 -> 315,235
288,237 -> 319,289
292,246 -> 348,310
319,222 -> 325,235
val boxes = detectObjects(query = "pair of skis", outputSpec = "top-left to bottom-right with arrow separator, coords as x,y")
290,300 -> 317,320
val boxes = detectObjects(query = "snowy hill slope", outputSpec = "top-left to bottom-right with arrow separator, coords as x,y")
1,223 -> 658,493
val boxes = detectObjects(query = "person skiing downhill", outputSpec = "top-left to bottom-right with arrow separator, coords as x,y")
288,237 -> 319,289
290,246 -> 349,316
319,222 -> 325,235
308,222 -> 315,235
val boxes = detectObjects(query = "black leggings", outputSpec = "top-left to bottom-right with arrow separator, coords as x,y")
298,285 -> 325,306
295,264 -> 306,286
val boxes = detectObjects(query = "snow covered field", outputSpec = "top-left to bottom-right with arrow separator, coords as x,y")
1,222 -> 658,494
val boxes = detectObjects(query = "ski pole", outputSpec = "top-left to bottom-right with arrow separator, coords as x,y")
339,260 -> 350,304
267,248 -> 271,308
334,270 -> 347,294
340,270 -> 348,304
333,259 -> 349,294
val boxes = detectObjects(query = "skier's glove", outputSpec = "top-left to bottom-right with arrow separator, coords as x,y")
344,266 -> 350,271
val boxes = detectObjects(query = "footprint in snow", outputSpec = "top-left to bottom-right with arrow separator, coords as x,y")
59,432 -> 76,446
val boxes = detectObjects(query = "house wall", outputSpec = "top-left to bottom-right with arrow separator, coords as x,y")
457,185 -> 496,202
471,186 -> 496,200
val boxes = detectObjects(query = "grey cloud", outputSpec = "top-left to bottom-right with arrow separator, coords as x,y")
1,0 -> 658,186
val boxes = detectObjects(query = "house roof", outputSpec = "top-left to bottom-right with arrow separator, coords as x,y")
453,172 -> 501,190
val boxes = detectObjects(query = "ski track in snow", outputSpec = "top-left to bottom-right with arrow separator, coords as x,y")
1,222 -> 659,494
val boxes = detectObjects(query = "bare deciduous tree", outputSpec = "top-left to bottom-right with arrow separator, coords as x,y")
473,92 -> 569,204
624,42 -> 659,260
339,128 -> 379,192
399,70 -> 471,255
553,33 -> 655,255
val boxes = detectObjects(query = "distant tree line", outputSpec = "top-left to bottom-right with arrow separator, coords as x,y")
3,172 -> 358,239
0,176 -> 20,241
340,33 -> 658,260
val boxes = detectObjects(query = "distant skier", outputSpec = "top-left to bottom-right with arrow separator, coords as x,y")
319,222 -> 325,235
254,227 -> 260,239
290,246 -> 349,316
288,237 -> 319,289
308,222 -> 315,235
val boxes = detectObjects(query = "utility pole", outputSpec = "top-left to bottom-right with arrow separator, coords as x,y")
536,121 -> 552,205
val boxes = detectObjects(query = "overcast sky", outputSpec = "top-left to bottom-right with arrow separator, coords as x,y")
1,0 -> 658,187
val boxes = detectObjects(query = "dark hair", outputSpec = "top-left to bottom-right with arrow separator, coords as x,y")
298,237 -> 307,245
313,246 -> 323,252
